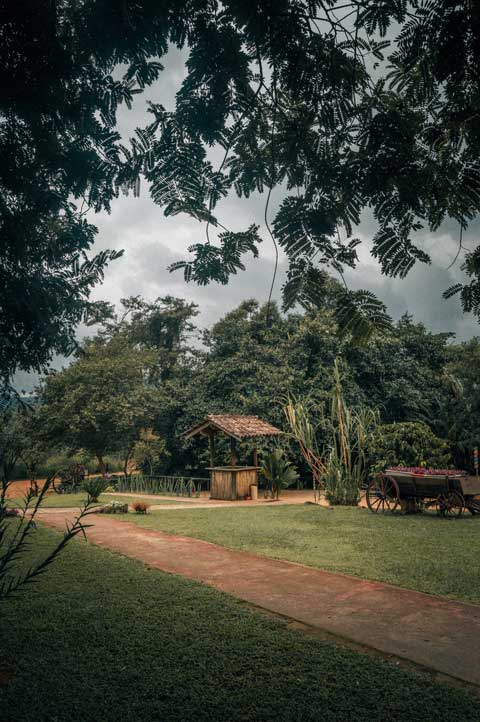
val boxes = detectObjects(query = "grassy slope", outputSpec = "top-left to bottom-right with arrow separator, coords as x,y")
0,526 -> 479,722
6,493 -> 185,508
120,505 -> 480,603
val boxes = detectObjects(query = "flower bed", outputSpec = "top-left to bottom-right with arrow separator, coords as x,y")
387,466 -> 467,476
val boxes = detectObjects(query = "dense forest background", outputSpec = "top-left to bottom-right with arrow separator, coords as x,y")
8,283 -> 479,484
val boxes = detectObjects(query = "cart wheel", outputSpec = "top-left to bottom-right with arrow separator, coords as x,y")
436,491 -> 465,518
464,495 -> 480,515
366,475 -> 400,513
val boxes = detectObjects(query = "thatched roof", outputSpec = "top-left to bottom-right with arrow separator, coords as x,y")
185,414 -> 283,441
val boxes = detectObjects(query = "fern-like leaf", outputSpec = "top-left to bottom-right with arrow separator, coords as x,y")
335,289 -> 393,345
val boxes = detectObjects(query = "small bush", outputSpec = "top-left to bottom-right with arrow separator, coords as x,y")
261,449 -> 299,499
82,476 -> 109,502
97,501 -> 128,514
132,500 -> 150,514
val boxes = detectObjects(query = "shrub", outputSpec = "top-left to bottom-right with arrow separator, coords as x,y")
261,449 -> 299,499
97,501 -> 128,514
82,476 -> 109,502
367,422 -> 452,476
132,500 -> 150,514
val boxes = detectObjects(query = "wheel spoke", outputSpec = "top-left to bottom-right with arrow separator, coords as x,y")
367,475 -> 399,514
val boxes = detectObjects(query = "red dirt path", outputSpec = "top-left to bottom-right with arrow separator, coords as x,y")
37,508 -> 480,688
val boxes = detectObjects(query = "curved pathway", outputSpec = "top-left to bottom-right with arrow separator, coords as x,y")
37,508 -> 480,688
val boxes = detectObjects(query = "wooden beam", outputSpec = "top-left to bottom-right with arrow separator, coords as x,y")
208,430 -> 216,468
230,437 -> 237,467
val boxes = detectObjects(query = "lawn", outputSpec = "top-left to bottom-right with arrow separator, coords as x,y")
1,525 -> 479,722
6,493 -> 186,508
119,505 -> 480,603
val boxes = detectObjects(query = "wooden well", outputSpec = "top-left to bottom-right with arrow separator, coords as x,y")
208,466 -> 260,501
185,414 -> 283,500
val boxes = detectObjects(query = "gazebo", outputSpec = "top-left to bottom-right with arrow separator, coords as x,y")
185,414 -> 283,500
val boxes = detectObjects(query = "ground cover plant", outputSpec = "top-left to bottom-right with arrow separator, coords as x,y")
0,525 -> 479,722
120,505 -> 480,604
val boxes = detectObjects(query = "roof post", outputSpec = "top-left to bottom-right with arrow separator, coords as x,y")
208,429 -> 215,468
230,437 -> 237,467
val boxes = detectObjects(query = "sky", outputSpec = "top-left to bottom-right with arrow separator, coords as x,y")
14,44 -> 480,391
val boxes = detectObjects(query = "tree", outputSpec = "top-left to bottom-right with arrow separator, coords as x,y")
133,428 -> 168,476
122,1 -> 480,338
37,338 -> 159,475
139,296 -> 462,475
98,295 -> 200,382
0,0 -> 144,387
445,338 -> 480,469
345,314 -> 453,425
10,407 -> 46,495
3,0 -> 480,386
0,407 -> 25,494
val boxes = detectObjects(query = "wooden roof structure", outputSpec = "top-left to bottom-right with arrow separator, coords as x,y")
185,414 -> 283,442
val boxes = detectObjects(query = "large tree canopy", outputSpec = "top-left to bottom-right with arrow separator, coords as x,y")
2,0 -> 480,386
37,337 -> 159,473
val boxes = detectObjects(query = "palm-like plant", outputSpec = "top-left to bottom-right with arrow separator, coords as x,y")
261,449 -> 299,500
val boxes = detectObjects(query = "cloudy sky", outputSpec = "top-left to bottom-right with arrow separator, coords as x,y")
91,47 -> 478,332
15,45 -> 480,391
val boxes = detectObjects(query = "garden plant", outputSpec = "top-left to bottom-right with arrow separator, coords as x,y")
285,359 -> 378,505
260,449 -> 299,500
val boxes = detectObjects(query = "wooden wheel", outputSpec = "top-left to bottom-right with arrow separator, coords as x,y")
464,495 -> 480,515
436,490 -> 465,518
366,475 -> 400,514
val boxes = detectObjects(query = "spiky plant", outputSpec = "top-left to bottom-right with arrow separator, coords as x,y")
261,449 -> 299,500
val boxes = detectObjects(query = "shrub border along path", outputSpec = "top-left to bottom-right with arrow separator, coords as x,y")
37,509 -> 480,689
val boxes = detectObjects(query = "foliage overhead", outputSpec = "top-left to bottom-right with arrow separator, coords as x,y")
3,0 -> 480,389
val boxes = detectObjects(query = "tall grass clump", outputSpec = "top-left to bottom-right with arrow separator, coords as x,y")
284,359 -> 378,505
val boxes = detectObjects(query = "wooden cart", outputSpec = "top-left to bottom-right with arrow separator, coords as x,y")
366,469 -> 480,517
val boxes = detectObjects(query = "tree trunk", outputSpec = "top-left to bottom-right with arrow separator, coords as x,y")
28,465 -> 39,496
96,453 -> 106,476
123,444 -> 135,478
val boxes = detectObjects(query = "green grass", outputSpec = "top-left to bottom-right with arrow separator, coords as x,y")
1,525 -> 479,722
6,493 -> 186,508
119,505 -> 480,603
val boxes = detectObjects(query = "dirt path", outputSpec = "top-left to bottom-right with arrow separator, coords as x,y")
37,509 -> 480,688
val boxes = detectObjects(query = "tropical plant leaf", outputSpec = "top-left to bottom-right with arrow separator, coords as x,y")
168,225 -> 262,285
335,289 -> 393,345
